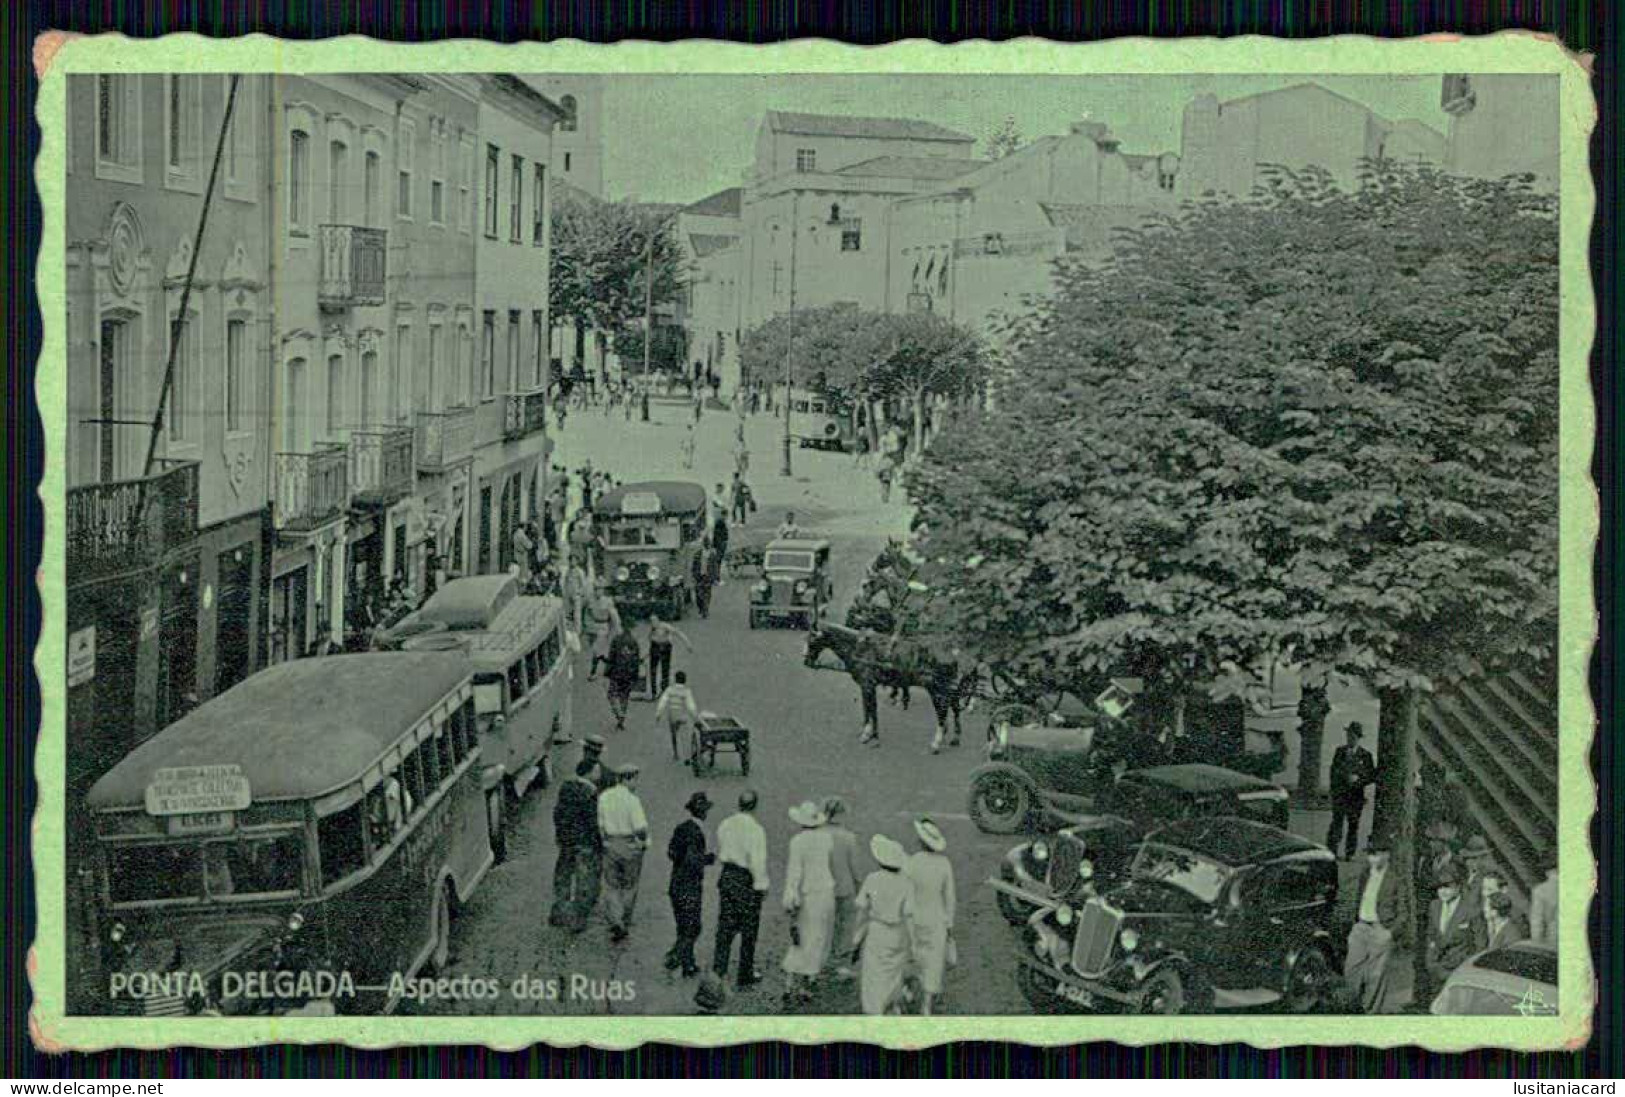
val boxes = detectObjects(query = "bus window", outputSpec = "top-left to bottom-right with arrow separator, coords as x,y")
400,750 -> 426,813
109,843 -> 204,904
318,803 -> 369,885
525,648 -> 541,690
540,630 -> 560,677
435,721 -> 455,778
507,661 -> 526,705
417,733 -> 443,791
448,704 -> 468,761
606,525 -> 645,548
473,673 -> 505,717
202,834 -> 302,898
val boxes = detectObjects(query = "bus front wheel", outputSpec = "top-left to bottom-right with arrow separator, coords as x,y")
430,882 -> 454,972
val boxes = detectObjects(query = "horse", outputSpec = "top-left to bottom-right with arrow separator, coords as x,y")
804,622 -> 980,753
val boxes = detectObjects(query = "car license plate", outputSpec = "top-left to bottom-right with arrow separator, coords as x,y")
1057,983 -> 1095,1008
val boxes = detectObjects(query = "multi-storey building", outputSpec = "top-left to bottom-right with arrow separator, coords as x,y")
524,74 -> 604,198
470,76 -> 564,576
65,72 -> 275,799
677,186 -> 743,395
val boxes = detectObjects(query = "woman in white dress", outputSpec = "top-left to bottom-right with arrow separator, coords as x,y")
780,801 -> 836,1004
852,834 -> 914,1015
904,817 -> 956,1016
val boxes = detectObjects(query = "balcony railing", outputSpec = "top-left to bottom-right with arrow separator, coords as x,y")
349,424 -> 415,508
502,390 -> 548,442
66,459 -> 200,584
318,224 -> 387,309
273,443 -> 350,532
415,405 -> 476,473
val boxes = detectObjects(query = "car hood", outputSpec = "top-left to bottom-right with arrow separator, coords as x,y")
1105,878 -> 1215,919
1004,723 -> 1096,751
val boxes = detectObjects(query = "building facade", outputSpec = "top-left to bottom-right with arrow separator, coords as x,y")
65,72 -> 276,801
1442,73 -> 1561,189
677,187 -> 743,396
470,75 -> 563,577
525,74 -> 604,198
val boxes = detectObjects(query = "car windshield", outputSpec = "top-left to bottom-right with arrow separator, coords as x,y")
1474,947 -> 1558,986
764,551 -> 814,572
1129,843 -> 1233,905
107,834 -> 304,905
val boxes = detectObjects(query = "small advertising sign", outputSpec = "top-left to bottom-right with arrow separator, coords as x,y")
145,765 -> 252,816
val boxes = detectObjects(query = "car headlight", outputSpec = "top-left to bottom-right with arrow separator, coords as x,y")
648,565 -> 661,581
793,580 -> 809,597
1119,927 -> 1139,952
616,566 -> 630,582
287,910 -> 306,933
109,921 -> 127,944
1055,904 -> 1075,927
754,581 -> 769,594
1030,840 -> 1050,863
1078,859 -> 1094,881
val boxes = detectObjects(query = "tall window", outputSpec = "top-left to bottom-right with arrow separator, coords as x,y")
484,144 -> 499,237
396,119 -> 415,220
460,325 -> 475,407
328,140 -> 349,222
223,79 -> 243,186
507,311 -> 521,392
481,312 -> 496,397
841,217 -> 863,252
289,130 -> 310,232
531,310 -> 545,388
427,323 -> 442,409
97,76 -> 122,162
326,353 -> 345,434
559,95 -> 578,132
796,148 -> 817,173
395,324 -> 412,421
364,151 -> 380,227
564,152 -> 572,173
98,317 -> 128,482
225,318 -> 246,433
430,122 -> 446,225
283,357 -> 306,453
457,135 -> 473,232
510,155 -> 523,242
360,349 -> 377,427
166,77 -> 188,169
167,314 -> 195,443
532,163 -> 547,246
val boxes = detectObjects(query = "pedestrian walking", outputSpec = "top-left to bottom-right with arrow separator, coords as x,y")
692,542 -> 719,619
876,461 -> 894,504
664,791 -> 716,978
654,670 -> 701,762
681,422 -> 697,469
823,798 -> 861,981
605,624 -> 643,732
903,818 -> 956,1016
851,835 -> 914,1015
1343,837 -> 1402,1014
711,506 -> 731,569
579,733 -> 613,791
1326,722 -> 1377,859
597,764 -> 649,943
713,790 -> 769,989
550,758 -> 605,931
584,582 -> 623,680
780,801 -> 836,1005
731,474 -> 753,525
646,616 -> 694,698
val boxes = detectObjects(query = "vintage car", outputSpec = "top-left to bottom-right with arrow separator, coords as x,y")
592,480 -> 709,619
993,817 -> 1345,1015
748,538 -> 833,629
990,763 -> 1292,924
1430,942 -> 1558,1016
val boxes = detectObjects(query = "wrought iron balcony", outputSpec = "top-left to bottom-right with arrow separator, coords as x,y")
349,424 -> 415,508
415,405 -> 476,473
502,390 -> 548,442
318,224 -> 387,309
66,459 -> 200,585
273,443 -> 350,532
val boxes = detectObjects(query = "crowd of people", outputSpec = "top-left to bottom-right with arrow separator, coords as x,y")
547,729 -> 959,1016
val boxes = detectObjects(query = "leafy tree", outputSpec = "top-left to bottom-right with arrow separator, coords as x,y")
984,115 -> 1023,160
611,324 -> 690,377
865,311 -> 989,459
908,161 -> 1558,915
550,190 -> 684,370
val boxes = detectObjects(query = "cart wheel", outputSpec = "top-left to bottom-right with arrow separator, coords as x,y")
690,731 -> 705,776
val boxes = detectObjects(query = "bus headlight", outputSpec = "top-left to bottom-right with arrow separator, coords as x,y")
648,565 -> 662,581
1078,859 -> 1095,881
1119,927 -> 1140,952
616,567 -> 630,582
109,920 -> 126,944
793,580 -> 810,598
287,910 -> 306,933
1030,840 -> 1050,864
1055,904 -> 1075,927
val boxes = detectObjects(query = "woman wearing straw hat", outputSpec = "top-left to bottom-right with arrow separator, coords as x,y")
780,801 -> 837,1004
851,834 -> 915,1015
904,817 -> 957,1016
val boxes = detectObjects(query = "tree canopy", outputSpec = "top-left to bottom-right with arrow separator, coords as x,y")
906,161 -> 1559,702
550,191 -> 684,340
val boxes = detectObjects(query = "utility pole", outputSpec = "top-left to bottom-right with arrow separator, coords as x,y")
640,227 -> 654,422
781,191 -> 798,477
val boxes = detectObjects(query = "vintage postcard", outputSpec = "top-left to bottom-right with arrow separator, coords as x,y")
30,33 -> 1594,1050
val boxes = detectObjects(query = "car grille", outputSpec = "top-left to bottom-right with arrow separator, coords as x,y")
1070,898 -> 1122,978
1047,833 -> 1088,896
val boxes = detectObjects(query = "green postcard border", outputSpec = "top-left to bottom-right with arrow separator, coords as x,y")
29,32 -> 1597,1052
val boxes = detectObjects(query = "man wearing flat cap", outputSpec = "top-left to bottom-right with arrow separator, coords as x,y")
597,764 -> 649,943
1327,722 -> 1377,860
550,754 -> 605,931
1423,860 -> 1480,1007
664,791 -> 715,977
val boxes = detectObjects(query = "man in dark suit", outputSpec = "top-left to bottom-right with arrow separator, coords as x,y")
1424,862 -> 1481,1008
550,758 -> 605,931
1326,722 -> 1377,860
664,791 -> 715,977
1343,836 -> 1404,1013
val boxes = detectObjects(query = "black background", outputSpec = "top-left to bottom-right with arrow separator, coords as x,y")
4,0 -> 1615,1080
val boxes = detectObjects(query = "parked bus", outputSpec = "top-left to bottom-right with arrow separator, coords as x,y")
374,574 -> 574,855
776,385 -> 859,451
85,653 -> 493,1016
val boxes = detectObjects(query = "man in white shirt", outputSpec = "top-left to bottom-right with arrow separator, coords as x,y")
654,671 -> 701,762
713,789 -> 770,988
1343,839 -> 1400,1014
597,765 -> 649,943
777,511 -> 803,540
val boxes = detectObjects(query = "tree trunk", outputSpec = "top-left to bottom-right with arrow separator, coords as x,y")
572,324 -> 586,374
1296,684 -> 1328,795
911,389 -> 927,461
1372,687 -> 1421,943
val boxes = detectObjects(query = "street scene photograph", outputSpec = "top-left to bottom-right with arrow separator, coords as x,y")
54,62 -> 1569,1027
